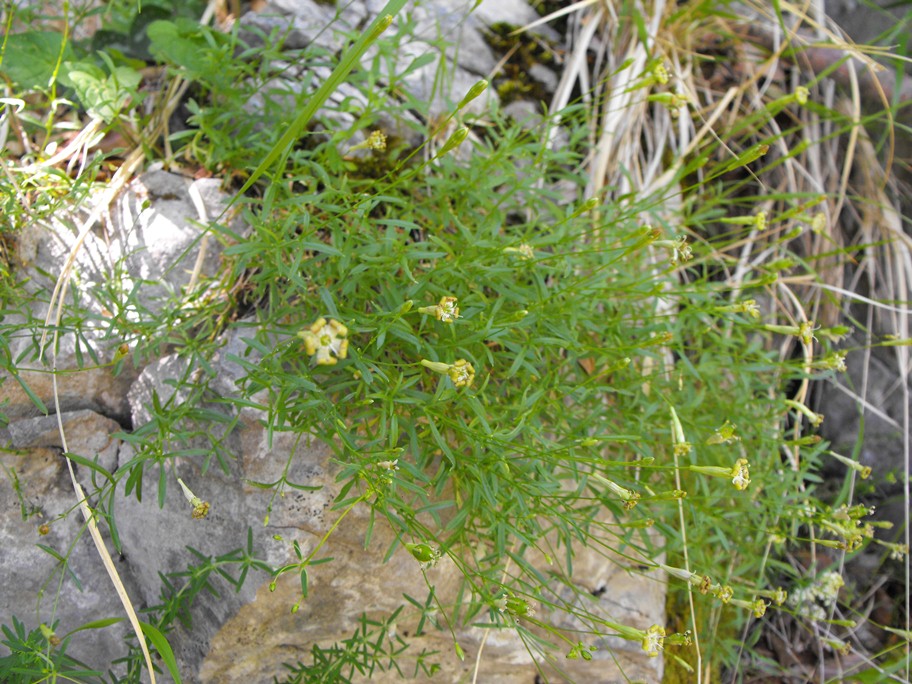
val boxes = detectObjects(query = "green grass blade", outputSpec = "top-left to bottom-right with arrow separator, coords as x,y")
229,0 -> 408,205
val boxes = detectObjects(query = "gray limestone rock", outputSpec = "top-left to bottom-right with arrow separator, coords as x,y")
0,442 -> 130,675
4,168 -> 238,425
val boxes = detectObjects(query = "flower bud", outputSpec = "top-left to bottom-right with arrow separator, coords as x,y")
458,79 -> 489,109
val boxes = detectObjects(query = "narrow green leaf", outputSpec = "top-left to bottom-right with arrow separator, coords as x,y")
139,621 -> 182,683
227,0 -> 408,206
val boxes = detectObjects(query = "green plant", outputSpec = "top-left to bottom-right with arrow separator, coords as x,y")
0,617 -> 104,683
1,0 -> 910,682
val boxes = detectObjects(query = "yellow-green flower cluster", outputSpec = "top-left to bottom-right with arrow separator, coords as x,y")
810,212 -> 826,233
651,62 -> 669,85
349,129 -> 387,153
366,130 -> 387,151
653,235 -> 693,267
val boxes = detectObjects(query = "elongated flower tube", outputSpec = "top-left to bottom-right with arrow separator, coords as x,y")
762,321 -> 817,346
719,211 -> 767,229
421,358 -> 475,388
669,406 -> 692,457
589,472 -> 640,509
728,597 -> 767,618
810,352 -> 847,372
785,399 -> 824,427
827,450 -> 871,479
418,296 -> 459,323
687,459 -> 751,491
713,301 -> 760,320
594,618 -> 667,658
178,477 -> 210,519
503,243 -> 535,260
756,587 -> 788,606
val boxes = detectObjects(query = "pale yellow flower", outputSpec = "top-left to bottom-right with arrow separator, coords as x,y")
731,458 -> 751,491
299,317 -> 349,365
641,624 -> 665,657
419,296 -> 459,323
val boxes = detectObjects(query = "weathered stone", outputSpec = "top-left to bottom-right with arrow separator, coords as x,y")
5,167 -> 237,425
8,408 -> 121,473
0,316 -> 137,422
0,443 -> 129,672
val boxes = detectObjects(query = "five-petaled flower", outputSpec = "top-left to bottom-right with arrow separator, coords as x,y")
421,359 -> 476,388
299,317 -> 349,366
641,624 -> 666,657
448,359 -> 475,387
419,296 -> 460,323
730,458 -> 751,491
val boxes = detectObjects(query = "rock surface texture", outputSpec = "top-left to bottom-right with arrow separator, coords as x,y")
0,2 -> 664,683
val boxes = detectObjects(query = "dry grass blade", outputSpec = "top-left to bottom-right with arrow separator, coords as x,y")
537,0 -> 909,678
40,144 -> 158,683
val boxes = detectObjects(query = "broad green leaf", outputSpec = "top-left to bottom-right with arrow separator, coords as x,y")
0,31 -> 74,90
